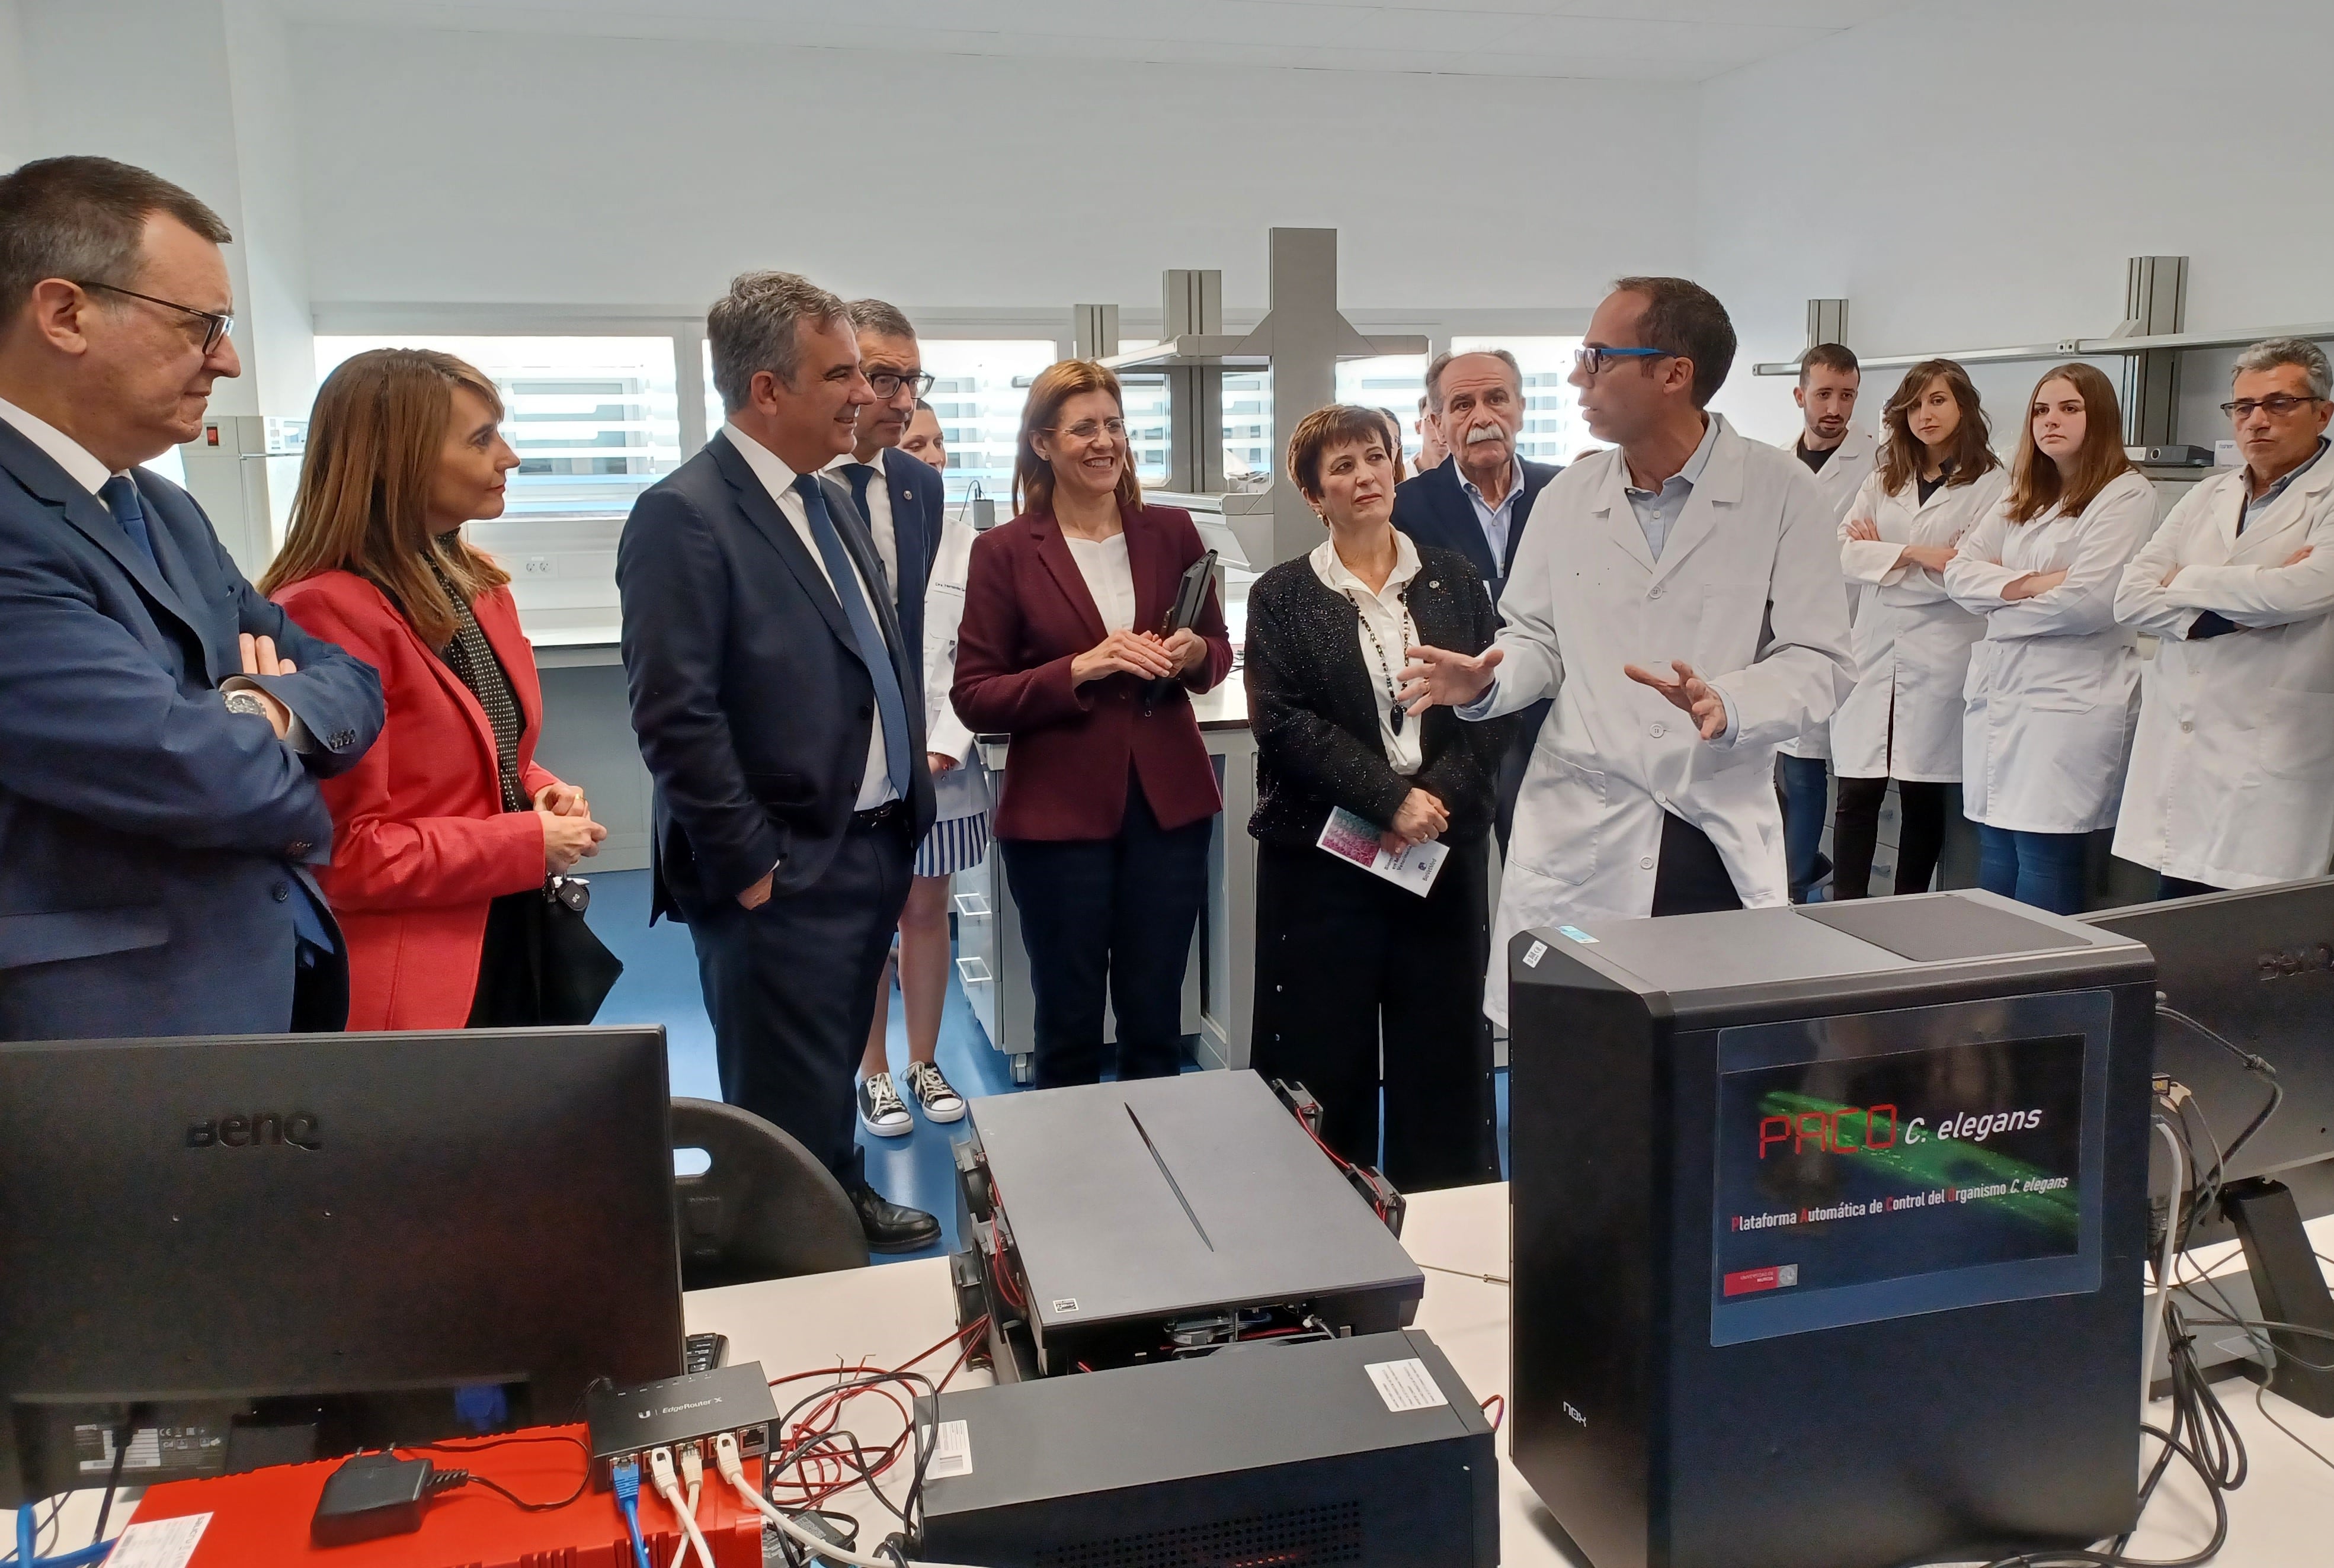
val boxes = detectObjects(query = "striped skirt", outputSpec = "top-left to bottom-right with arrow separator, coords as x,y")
915,810 -> 992,878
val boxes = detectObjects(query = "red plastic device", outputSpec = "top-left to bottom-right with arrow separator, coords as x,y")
123,1423 -> 766,1567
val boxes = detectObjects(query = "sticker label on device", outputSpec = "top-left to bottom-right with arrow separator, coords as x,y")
1365,1358 -> 1448,1413
104,1515 -> 212,1568
925,1418 -> 973,1479
1723,1264 -> 1801,1297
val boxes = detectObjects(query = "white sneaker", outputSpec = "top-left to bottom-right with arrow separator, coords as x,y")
904,1060 -> 966,1124
857,1071 -> 912,1138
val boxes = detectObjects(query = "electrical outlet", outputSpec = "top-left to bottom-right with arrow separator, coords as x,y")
523,556 -> 553,576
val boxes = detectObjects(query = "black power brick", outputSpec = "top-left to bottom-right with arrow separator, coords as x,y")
311,1451 -> 436,1545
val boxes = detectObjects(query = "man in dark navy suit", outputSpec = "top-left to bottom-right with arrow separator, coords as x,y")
1392,348 -> 1560,851
829,299 -> 968,1140
619,271 -> 940,1253
0,156 -> 383,1041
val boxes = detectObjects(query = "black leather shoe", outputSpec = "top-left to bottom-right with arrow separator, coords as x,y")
849,1178 -> 941,1253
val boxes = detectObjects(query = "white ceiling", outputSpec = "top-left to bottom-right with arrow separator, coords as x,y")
277,0 -> 1913,82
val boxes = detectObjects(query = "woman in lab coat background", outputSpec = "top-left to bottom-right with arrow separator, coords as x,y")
1830,359 -> 2004,899
1944,363 -> 2153,915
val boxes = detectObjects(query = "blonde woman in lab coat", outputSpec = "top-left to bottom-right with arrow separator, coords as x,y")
1830,359 -> 2004,899
1944,363 -> 2153,914
2113,337 -> 2334,896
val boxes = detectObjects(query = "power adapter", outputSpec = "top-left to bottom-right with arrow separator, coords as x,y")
311,1451 -> 436,1545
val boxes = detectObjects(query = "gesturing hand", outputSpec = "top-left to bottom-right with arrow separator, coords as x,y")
1397,644 -> 1503,713
236,631 -> 296,740
1071,630 -> 1179,687
1624,659 -> 1729,741
1843,517 -> 1881,542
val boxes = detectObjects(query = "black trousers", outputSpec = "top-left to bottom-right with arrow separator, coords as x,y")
1251,838 -> 1499,1192
688,813 -> 914,1180
1493,698 -> 1553,857
1831,777 -> 1951,900
1651,812 -> 1746,917
2158,874 -> 2224,901
1000,774 -> 1211,1089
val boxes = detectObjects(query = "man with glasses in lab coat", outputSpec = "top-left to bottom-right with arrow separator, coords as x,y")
1400,277 -> 1852,1026
2114,335 -> 2334,897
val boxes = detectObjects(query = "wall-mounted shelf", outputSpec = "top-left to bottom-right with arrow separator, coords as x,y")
1754,319 -> 2334,376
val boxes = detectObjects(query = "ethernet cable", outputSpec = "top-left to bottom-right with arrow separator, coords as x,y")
611,1455 -> 652,1568
712,1431 -> 985,1568
646,1446 -> 716,1568
669,1443 -> 705,1568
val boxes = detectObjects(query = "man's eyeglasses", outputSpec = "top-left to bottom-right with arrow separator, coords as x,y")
867,370 -> 936,399
1045,418 -> 1128,441
75,281 -> 234,354
1573,345 -> 1670,377
2221,394 -> 2327,420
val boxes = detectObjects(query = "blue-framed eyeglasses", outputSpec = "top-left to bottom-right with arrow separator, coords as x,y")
1573,345 -> 1672,377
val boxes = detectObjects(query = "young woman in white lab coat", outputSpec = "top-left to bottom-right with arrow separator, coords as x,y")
1830,359 -> 2005,899
1944,364 -> 2154,915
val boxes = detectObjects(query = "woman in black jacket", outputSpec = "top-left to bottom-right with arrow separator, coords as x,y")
1245,405 -> 1509,1190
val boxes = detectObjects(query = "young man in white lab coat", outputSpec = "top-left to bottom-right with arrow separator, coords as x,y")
2113,336 -> 2334,896
1775,342 -> 1878,900
1400,277 -> 1852,1025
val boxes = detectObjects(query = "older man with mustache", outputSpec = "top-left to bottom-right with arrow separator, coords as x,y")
1393,348 -> 1561,851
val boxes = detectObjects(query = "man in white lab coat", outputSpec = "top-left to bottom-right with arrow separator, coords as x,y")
2113,336 -> 2334,896
1401,278 -> 1853,1024
1774,341 -> 1878,900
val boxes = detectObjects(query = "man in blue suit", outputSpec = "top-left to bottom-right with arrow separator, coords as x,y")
0,156 -> 383,1041
1391,348 -> 1560,851
620,271 -> 940,1252
829,299 -> 968,1139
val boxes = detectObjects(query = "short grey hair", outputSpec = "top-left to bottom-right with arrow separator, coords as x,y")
2233,336 -> 2332,402
845,297 -> 917,342
1424,347 -> 1522,414
0,156 -> 232,323
707,270 -> 847,413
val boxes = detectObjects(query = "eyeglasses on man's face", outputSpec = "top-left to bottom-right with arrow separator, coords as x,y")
1573,345 -> 1670,377
2221,394 -> 2326,421
867,369 -> 936,400
75,281 -> 235,354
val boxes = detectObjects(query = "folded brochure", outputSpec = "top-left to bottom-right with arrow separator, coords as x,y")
1317,806 -> 1448,896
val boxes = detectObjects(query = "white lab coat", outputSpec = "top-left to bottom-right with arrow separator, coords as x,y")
1472,416 -> 1853,1024
1943,470 -> 2155,834
922,512 -> 994,823
1776,422 -> 1879,761
1832,463 -> 2007,782
2111,454 -> 2334,887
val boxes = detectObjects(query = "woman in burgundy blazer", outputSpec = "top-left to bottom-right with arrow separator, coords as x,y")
953,360 -> 1232,1087
262,349 -> 607,1030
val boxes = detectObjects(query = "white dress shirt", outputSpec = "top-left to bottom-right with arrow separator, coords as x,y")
1065,531 -> 1138,633
1310,531 -> 1425,774
1457,451 -> 1527,575
824,444 -> 901,599
0,393 -> 313,749
724,423 -> 899,812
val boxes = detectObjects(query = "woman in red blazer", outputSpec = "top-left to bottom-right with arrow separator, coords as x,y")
262,349 -> 607,1030
953,360 -> 1232,1087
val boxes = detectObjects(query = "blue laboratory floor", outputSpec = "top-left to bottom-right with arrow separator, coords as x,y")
584,869 -> 1509,1265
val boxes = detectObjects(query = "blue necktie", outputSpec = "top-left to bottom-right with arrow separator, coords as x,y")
793,474 -> 912,801
99,474 -> 159,569
843,463 -> 892,600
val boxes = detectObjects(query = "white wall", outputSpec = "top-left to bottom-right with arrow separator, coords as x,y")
0,0 -> 29,172
1698,0 -> 2334,444
287,23 -> 1701,318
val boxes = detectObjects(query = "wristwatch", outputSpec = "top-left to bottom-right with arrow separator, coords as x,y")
223,691 -> 270,720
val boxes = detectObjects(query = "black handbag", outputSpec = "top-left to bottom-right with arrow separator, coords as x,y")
470,875 -> 625,1028
533,874 -> 625,1025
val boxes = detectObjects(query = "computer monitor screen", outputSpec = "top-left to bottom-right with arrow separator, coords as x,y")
1708,992 -> 2111,1346
0,1027 -> 684,1507
2083,878 -> 2334,1212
